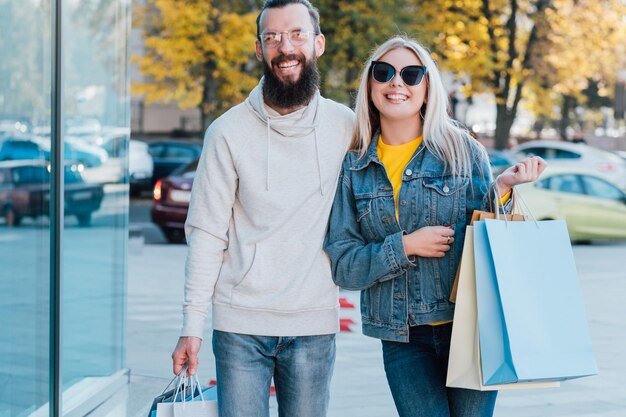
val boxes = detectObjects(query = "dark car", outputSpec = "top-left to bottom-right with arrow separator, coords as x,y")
487,149 -> 520,176
0,160 -> 104,226
147,140 -> 202,185
151,159 -> 197,243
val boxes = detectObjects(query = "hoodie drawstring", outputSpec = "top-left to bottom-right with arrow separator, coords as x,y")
266,117 -> 271,191
314,130 -> 324,196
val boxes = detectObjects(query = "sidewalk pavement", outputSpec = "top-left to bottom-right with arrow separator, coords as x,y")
127,241 -> 626,417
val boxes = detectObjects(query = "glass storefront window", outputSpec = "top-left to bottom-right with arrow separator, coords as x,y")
61,0 -> 129,394
0,0 -> 52,415
0,0 -> 130,415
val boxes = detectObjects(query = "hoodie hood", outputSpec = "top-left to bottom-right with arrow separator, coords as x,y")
244,78 -> 325,194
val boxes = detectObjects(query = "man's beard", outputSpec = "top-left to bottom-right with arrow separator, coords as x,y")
262,52 -> 320,109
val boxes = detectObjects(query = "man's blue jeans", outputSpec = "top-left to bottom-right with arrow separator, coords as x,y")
212,330 -> 336,417
382,323 -> 497,417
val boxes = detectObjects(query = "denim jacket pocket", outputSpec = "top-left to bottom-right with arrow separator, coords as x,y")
422,175 -> 469,227
354,194 -> 379,240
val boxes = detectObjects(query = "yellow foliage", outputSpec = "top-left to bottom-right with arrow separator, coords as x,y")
132,0 -> 259,126
525,0 -> 626,114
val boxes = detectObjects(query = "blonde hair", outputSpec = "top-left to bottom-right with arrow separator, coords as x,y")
351,36 -> 485,179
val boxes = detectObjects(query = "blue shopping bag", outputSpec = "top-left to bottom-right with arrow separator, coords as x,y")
474,218 -> 597,385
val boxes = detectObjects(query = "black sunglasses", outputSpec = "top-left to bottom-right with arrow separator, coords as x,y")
370,61 -> 427,86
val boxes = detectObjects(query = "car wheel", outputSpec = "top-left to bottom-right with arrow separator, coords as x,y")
163,228 -> 186,244
76,213 -> 92,227
4,207 -> 21,227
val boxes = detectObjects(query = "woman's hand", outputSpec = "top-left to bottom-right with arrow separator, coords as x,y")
402,226 -> 455,258
496,155 -> 547,197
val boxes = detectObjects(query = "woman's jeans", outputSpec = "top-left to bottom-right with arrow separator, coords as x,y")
212,330 -> 336,417
382,323 -> 497,417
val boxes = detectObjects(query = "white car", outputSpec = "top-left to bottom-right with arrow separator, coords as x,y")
512,140 -> 626,190
129,140 -> 154,195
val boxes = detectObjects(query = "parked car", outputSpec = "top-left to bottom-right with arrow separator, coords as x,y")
129,140 -> 154,196
512,140 -> 626,190
147,140 -> 202,185
0,136 -> 107,168
63,139 -> 109,167
0,160 -> 104,226
515,167 -> 626,241
487,149 -> 520,176
0,137 -> 49,160
151,159 -> 197,243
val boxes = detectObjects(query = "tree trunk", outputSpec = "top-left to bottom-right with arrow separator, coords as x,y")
200,108 -> 213,137
199,61 -> 218,135
559,95 -> 575,140
533,116 -> 546,139
494,103 -> 514,150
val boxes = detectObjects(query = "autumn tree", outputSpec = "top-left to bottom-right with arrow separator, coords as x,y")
526,0 -> 626,138
417,0 -> 626,148
133,0 -> 260,133
316,0 -> 419,105
416,0 -> 558,149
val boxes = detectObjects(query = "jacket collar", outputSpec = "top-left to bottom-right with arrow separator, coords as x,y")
350,130 -> 383,171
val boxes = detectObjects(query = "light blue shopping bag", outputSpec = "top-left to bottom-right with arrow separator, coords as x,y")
474,218 -> 598,386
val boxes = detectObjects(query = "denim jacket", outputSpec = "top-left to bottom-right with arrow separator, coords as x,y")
324,135 -> 502,342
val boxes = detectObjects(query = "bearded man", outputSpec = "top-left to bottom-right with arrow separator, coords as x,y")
171,1 -> 354,416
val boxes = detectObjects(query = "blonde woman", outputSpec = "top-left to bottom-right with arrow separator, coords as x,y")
324,36 -> 545,417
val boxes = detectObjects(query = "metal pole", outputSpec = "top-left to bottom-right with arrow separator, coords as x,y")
50,0 -> 64,415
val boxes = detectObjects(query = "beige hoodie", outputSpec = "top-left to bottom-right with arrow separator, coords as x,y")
181,80 -> 354,338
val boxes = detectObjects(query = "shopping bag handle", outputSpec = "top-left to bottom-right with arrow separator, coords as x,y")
512,187 -> 539,226
159,365 -> 187,396
492,179 -> 539,227
173,370 -> 207,405
492,181 -> 506,223
489,177 -> 518,216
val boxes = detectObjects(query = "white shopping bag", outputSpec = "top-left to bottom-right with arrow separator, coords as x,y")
446,226 -> 560,391
155,373 -> 218,417
156,400 -> 218,417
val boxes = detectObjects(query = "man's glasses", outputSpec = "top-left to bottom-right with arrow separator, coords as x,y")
370,61 -> 428,86
260,29 -> 317,49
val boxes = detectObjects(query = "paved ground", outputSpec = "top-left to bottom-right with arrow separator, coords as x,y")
125,232 -> 626,417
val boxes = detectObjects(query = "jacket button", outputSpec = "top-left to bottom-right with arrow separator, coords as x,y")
400,200 -> 407,206
443,185 -> 450,193
405,169 -> 412,176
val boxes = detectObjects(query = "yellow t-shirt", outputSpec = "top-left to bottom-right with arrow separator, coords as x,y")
376,135 -> 422,219
376,135 -> 509,327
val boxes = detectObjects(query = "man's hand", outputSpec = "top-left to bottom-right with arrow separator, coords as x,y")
402,226 -> 455,258
496,155 -> 547,197
172,336 -> 202,376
